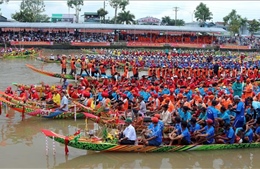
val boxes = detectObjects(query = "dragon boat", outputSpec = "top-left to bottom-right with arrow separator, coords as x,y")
26,64 -> 112,80
1,50 -> 40,59
42,129 -> 260,153
27,108 -> 85,119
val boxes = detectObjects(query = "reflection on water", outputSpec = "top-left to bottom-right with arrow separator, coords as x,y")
0,54 -> 260,168
53,149 -> 258,169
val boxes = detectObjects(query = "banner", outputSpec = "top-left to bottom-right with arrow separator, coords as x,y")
70,42 -> 110,46
219,45 -> 251,50
10,41 -> 53,46
169,43 -> 205,48
127,42 -> 165,47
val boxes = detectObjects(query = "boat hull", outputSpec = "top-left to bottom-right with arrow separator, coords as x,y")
42,129 -> 260,153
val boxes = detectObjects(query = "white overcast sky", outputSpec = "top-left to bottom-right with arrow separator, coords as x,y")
0,1 -> 259,23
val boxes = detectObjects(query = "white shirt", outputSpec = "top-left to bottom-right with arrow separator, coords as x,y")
123,124 -> 136,141
60,95 -> 68,111
161,110 -> 172,124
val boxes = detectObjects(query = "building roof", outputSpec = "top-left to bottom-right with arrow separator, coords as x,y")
0,22 -> 227,33
84,12 -> 98,15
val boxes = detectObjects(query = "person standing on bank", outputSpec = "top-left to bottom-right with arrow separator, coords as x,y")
119,118 -> 137,145
60,55 -> 67,74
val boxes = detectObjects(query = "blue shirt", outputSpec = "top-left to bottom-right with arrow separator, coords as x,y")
179,111 -> 192,122
204,125 -> 215,144
181,127 -> 191,143
235,101 -> 245,121
255,126 -> 260,135
225,127 -> 235,144
244,128 -> 254,143
206,106 -> 218,123
219,111 -> 231,124
150,124 -> 162,143
175,123 -> 182,135
189,123 -> 201,133
198,112 -> 207,120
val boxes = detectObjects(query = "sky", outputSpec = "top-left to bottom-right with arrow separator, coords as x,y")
0,1 -> 260,23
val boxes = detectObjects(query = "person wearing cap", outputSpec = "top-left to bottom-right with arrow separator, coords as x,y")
232,77 -> 243,97
169,121 -> 191,145
195,119 -> 215,144
142,117 -> 162,146
50,53 -> 55,60
232,95 -> 245,129
118,118 -> 136,145
79,57 -> 90,76
30,88 -> 40,101
69,57 -> 76,76
5,86 -> 13,96
216,123 -> 235,144
244,79 -> 253,99
60,55 -> 67,74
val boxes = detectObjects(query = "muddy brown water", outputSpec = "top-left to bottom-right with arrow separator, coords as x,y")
0,50 -> 259,168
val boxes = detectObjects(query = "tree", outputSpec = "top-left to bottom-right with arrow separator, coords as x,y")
194,2 -> 213,22
109,0 -> 129,24
97,8 -> 108,23
240,17 -> 247,34
67,0 -> 83,23
248,19 -> 260,36
12,0 -> 49,22
161,16 -> 171,25
223,9 -> 244,35
117,10 -> 135,24
161,16 -> 185,26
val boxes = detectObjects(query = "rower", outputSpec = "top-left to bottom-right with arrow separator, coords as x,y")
118,118 -> 137,145
50,54 -> 55,60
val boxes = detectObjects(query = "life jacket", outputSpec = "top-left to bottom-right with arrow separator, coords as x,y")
70,60 -> 76,70
60,59 -> 66,69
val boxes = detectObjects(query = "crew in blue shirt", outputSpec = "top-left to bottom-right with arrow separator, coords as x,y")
206,100 -> 219,124
189,117 -> 201,134
216,123 -> 235,144
195,119 -> 215,144
169,121 -> 191,145
218,106 -> 231,125
233,95 -> 245,129
143,117 -> 162,146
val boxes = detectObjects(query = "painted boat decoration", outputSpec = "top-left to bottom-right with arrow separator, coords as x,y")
42,129 -> 260,153
28,109 -> 85,119
26,64 -> 112,80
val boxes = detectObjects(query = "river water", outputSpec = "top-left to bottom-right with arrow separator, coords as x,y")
0,52 -> 260,169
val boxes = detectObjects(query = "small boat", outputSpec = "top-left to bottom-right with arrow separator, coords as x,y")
28,109 -> 85,119
26,64 -> 112,80
42,129 -> 260,153
2,49 -> 40,59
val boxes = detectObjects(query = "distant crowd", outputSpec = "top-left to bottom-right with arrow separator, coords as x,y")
0,30 -> 259,48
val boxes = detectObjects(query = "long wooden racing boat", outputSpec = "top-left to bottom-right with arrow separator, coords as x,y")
42,129 -> 260,153
28,109 -> 85,119
26,64 -> 112,80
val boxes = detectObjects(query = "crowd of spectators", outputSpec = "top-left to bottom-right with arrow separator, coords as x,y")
0,29 -> 260,48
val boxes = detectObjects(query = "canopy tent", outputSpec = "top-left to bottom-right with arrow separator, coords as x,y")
0,22 -> 227,33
